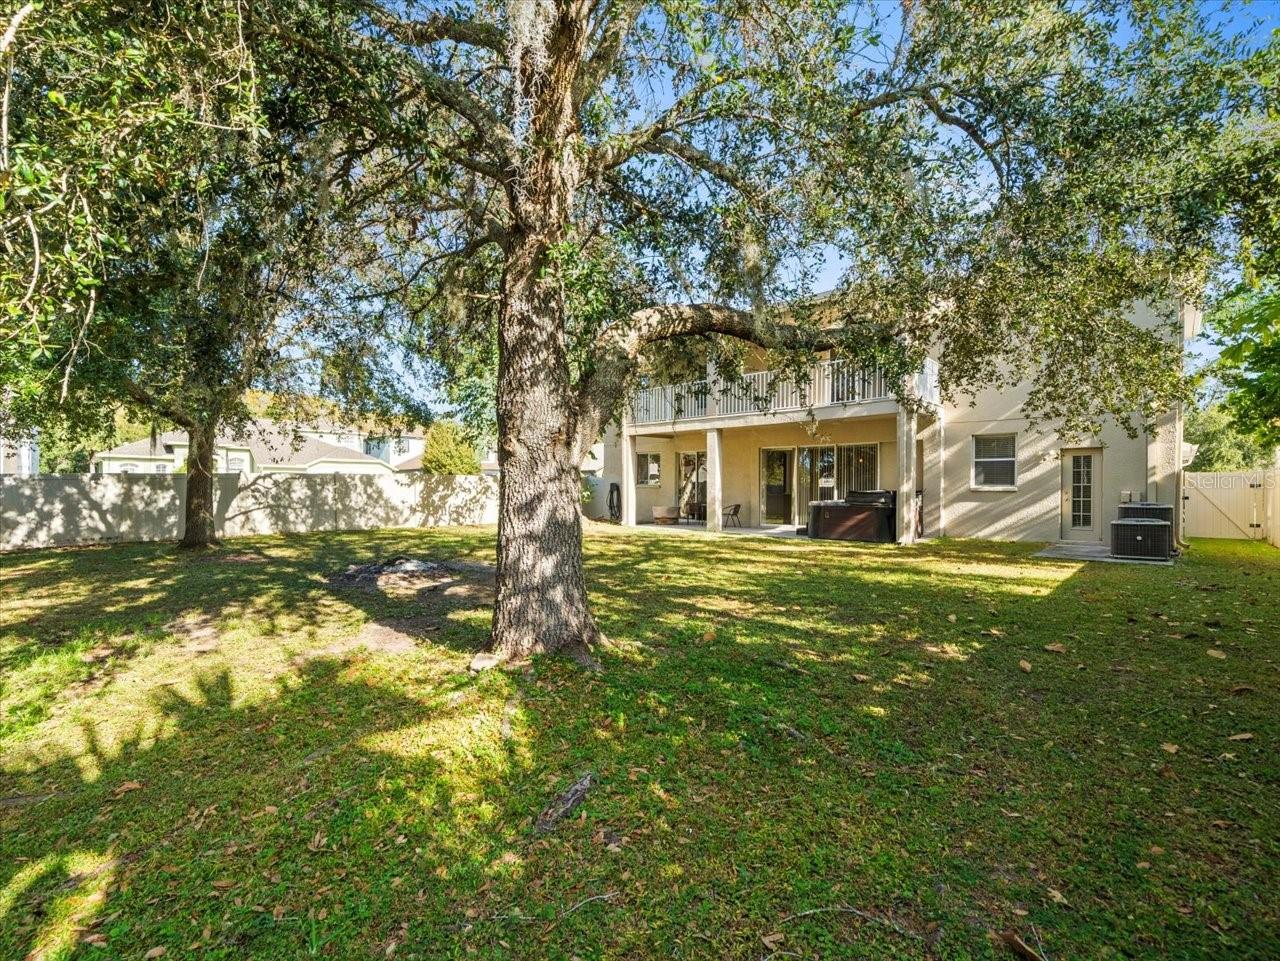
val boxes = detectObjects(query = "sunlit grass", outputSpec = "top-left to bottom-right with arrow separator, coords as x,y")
1,530 -> 1277,959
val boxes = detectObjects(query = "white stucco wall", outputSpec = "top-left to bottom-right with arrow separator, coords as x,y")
0,473 -> 498,551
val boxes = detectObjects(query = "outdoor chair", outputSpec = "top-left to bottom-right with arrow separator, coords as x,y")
722,503 -> 742,527
680,502 -> 707,524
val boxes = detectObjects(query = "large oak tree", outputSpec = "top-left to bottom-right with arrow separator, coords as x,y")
339,0 -> 1249,663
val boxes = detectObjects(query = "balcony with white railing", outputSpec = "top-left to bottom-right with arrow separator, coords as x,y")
629,358 -> 940,428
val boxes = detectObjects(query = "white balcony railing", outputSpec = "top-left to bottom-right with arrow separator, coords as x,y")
629,358 -> 940,427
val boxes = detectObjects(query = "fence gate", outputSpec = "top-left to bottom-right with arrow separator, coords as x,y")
1183,471 -> 1271,540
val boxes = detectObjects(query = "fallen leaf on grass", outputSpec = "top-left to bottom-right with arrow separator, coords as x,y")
1227,732 -> 1254,742
1018,660 -> 1032,673
1043,643 -> 1067,653
853,674 -> 871,683
761,932 -> 785,949
1046,888 -> 1069,906
1207,649 -> 1227,660
145,949 -> 166,960
1161,743 -> 1179,754
113,781 -> 142,798
999,929 -> 1048,961
1230,684 -> 1255,694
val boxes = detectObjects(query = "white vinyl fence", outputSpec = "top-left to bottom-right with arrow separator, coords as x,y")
1183,470 -> 1279,544
0,472 -> 498,551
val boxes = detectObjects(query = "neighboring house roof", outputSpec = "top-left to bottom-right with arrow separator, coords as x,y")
94,427 -> 390,470
295,417 -> 425,439
395,454 -> 423,471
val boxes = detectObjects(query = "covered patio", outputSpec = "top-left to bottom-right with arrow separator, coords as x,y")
618,404 -> 942,544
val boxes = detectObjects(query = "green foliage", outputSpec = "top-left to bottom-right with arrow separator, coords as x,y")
1184,399 -> 1273,471
36,411 -> 156,474
1211,286 -> 1280,448
0,1 -> 263,437
417,420 -> 480,475
2,1 -> 426,453
1200,32 -> 1280,450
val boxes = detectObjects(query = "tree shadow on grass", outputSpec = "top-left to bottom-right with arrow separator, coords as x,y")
0,529 -> 499,744
0,656 -> 535,960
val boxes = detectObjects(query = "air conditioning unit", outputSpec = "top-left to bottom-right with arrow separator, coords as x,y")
1118,502 -> 1175,524
1110,518 -> 1173,560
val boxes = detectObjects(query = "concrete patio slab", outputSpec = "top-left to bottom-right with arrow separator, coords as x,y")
1033,541 -> 1175,565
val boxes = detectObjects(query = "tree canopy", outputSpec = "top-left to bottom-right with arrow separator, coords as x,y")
2,1 -> 426,543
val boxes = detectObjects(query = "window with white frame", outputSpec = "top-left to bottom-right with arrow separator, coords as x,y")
119,463 -> 139,474
154,464 -> 169,474
972,434 -> 1017,488
227,456 -> 247,473
636,452 -> 661,486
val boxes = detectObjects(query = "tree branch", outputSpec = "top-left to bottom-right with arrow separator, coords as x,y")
362,5 -> 506,54
120,376 -> 196,431
918,91 -> 1006,189
575,0 -> 644,107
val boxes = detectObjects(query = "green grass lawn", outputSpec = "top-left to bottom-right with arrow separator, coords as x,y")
2,527 -> 1277,960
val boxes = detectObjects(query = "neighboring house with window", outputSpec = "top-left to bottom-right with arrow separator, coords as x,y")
91,419 -> 424,476
0,434 -> 40,476
595,300 -> 1198,544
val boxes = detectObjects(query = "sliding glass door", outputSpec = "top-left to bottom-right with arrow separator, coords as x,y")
798,446 -> 837,507
761,449 -> 793,525
678,451 -> 707,520
838,443 -> 879,495
759,443 -> 881,527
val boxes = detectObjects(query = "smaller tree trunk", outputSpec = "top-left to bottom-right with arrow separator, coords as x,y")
179,420 -> 219,549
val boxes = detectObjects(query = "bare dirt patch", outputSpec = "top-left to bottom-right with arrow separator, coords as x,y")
168,612 -> 220,655
293,615 -> 441,662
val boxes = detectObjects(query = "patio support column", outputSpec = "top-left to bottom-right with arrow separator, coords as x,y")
621,429 -> 637,526
706,428 -> 723,532
896,405 -> 917,544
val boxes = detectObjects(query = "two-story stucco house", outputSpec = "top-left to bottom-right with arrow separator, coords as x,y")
591,301 -> 1199,545
92,419 -> 425,476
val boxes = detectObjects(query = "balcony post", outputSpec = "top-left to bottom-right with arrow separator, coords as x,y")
706,428 -> 723,532
621,428 -> 637,526
706,360 -> 719,418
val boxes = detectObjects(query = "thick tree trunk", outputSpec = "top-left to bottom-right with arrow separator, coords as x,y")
488,230 -> 602,664
179,421 -> 219,549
